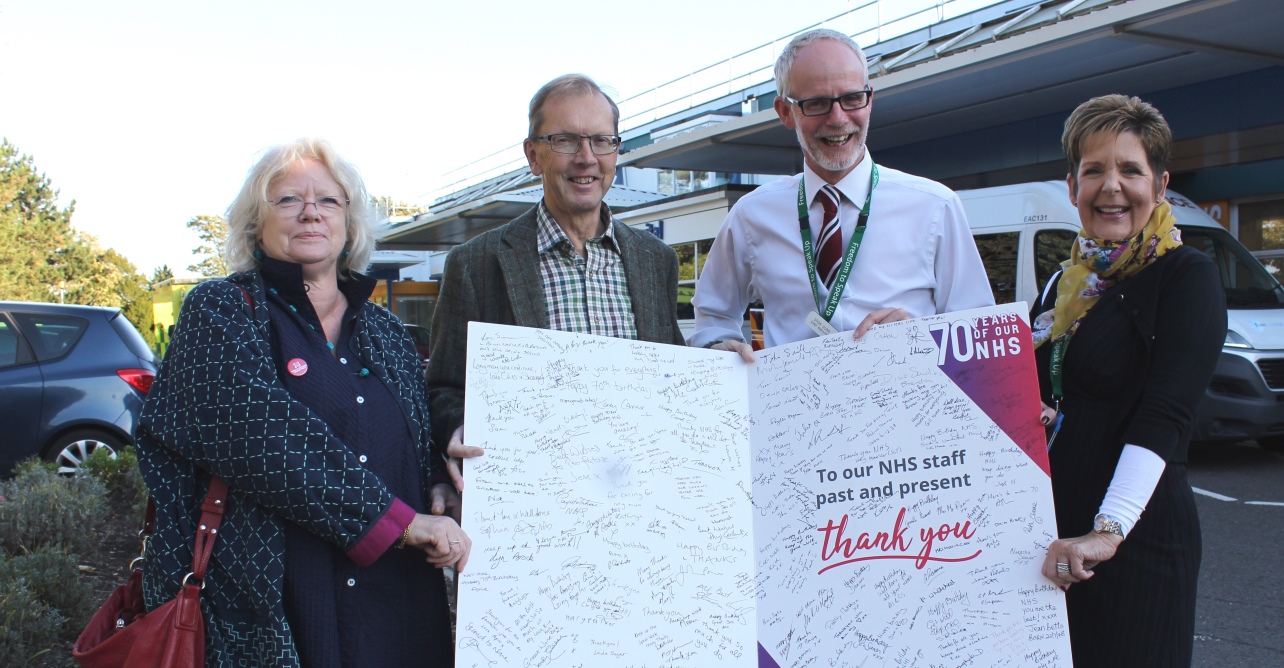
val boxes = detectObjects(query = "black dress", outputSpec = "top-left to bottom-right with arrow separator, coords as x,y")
262,259 -> 453,668
1033,246 -> 1225,668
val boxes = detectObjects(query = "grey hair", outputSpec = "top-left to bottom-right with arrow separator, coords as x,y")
225,138 -> 375,277
774,28 -> 868,99
528,73 -> 620,137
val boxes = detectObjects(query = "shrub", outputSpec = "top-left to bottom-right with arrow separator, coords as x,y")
0,577 -> 66,666
82,446 -> 148,520
1,546 -> 94,634
11,457 -> 56,477
0,462 -> 108,558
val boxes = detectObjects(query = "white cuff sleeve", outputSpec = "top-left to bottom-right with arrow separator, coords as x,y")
1097,444 -> 1166,537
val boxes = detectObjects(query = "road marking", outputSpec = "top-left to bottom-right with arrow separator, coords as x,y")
1244,501 -> 1284,507
1192,487 -> 1237,502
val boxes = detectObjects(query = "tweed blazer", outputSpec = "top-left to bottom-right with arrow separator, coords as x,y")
427,205 -> 685,447
136,271 -> 438,667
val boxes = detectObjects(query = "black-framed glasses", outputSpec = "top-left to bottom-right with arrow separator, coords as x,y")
269,195 -> 349,215
533,133 -> 622,155
785,89 -> 873,117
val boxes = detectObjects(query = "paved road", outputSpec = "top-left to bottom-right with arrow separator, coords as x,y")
1188,440 -> 1284,667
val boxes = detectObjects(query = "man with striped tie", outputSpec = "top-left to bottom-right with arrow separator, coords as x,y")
690,29 -> 993,359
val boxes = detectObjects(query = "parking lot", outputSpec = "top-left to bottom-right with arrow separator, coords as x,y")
1188,441 -> 1284,666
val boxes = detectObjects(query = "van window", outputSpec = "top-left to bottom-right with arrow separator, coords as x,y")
1180,225 -> 1284,309
1035,230 -> 1076,294
973,232 -> 1019,304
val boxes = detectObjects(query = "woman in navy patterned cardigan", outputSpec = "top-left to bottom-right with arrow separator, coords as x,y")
137,138 -> 469,667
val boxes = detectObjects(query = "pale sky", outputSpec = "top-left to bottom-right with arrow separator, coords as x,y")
0,0 -> 900,276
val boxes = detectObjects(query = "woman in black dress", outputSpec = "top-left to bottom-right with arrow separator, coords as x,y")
1032,95 -> 1224,667
138,138 -> 470,667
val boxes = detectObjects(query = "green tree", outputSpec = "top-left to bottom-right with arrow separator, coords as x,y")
0,139 -> 71,224
105,248 -> 155,348
0,138 -> 154,345
0,139 -> 75,301
186,214 -> 229,276
151,264 -> 174,285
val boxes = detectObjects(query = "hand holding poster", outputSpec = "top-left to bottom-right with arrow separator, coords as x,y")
457,304 -> 1071,667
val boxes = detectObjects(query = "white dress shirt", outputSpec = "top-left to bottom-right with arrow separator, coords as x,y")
690,153 -> 994,348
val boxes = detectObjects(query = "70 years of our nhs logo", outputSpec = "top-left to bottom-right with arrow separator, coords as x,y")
928,312 -> 1026,365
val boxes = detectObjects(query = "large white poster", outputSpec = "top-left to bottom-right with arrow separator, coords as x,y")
457,304 -> 1071,667
749,306 -> 1071,667
457,325 -> 758,667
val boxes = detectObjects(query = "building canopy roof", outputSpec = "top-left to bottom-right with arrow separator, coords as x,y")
380,184 -> 667,251
622,0 -> 1284,177
383,0 -> 1284,249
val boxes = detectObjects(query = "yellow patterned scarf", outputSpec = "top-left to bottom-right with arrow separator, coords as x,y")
1032,201 -> 1182,349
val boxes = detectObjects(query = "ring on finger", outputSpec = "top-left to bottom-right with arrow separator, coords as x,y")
449,540 -> 461,545
1055,562 -> 1071,573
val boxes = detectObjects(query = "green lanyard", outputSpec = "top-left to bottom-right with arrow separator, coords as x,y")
1046,334 -> 1070,450
1049,335 -> 1069,409
798,164 -> 878,322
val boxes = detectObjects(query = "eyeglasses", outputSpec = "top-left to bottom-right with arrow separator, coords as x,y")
533,134 -> 622,155
785,89 -> 873,117
269,195 -> 349,215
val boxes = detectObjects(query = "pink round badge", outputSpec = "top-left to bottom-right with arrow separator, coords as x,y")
287,358 -> 309,377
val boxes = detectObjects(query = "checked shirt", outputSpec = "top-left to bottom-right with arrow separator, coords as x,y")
535,201 -> 638,339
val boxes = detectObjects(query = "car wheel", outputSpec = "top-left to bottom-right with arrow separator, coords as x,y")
45,429 -> 121,476
1258,435 -> 1284,453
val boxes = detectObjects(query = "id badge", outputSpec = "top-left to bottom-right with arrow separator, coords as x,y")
806,311 -> 839,337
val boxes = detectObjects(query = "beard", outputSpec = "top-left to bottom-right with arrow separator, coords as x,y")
796,124 -> 865,174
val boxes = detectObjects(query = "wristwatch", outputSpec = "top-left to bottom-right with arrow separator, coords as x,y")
1093,513 -> 1124,538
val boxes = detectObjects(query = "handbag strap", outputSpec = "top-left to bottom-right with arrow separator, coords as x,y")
189,476 -> 229,583
133,475 -> 229,588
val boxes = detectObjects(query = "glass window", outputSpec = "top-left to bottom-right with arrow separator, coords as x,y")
1238,199 -> 1284,252
656,170 -> 725,196
110,313 -> 156,364
1237,198 -> 1284,279
1180,225 -> 1284,309
973,232 -> 1020,304
394,295 -> 437,329
0,319 -> 19,367
676,243 -> 696,281
11,312 -> 88,361
405,324 -> 432,346
674,242 -> 696,320
657,170 -> 674,195
1034,230 -> 1076,294
696,239 -> 713,276
672,239 -> 716,320
1255,256 -> 1284,278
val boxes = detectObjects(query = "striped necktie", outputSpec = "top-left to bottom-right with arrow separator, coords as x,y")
817,184 -> 843,289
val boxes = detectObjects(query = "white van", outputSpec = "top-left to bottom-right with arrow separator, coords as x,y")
959,181 -> 1284,447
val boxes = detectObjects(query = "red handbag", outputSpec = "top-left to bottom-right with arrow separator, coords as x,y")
73,477 -> 229,668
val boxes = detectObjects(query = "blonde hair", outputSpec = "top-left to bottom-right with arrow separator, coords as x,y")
225,138 -> 375,276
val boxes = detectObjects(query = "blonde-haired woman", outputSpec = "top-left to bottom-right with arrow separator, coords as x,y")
137,138 -> 467,667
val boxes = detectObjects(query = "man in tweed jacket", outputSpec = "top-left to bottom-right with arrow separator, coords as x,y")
427,74 -> 684,504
